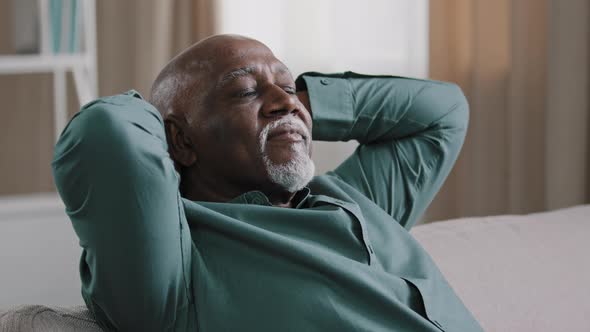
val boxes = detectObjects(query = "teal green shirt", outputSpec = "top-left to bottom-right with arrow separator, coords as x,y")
52,72 -> 483,331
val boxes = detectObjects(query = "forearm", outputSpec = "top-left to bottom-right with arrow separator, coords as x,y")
297,71 -> 468,144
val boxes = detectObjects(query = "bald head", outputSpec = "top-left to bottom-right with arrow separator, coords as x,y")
149,34 -> 273,121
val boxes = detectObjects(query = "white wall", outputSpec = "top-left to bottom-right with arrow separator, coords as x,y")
0,194 -> 82,308
216,0 -> 429,173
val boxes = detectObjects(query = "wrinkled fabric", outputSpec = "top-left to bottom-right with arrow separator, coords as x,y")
0,305 -> 102,332
52,72 -> 483,331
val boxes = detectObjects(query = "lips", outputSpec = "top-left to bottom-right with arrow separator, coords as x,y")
267,126 -> 306,142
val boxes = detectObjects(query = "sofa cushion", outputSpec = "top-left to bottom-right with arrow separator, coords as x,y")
411,204 -> 590,332
1,205 -> 587,331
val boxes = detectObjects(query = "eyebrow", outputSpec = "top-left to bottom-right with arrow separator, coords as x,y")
218,66 -> 257,87
217,64 -> 292,88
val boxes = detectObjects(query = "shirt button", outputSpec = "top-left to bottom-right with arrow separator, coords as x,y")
320,78 -> 331,85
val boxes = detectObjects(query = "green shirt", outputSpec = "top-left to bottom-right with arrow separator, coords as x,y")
52,72 -> 483,332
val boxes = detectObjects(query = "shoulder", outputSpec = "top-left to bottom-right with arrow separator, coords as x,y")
81,90 -> 157,113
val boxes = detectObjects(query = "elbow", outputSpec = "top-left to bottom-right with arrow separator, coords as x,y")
53,102 -> 128,164
52,102 -> 134,212
426,82 -> 469,135
446,83 -> 470,131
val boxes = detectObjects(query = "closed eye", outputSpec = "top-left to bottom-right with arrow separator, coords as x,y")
237,89 -> 257,98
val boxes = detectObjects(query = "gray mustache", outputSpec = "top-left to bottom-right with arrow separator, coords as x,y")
259,117 -> 311,151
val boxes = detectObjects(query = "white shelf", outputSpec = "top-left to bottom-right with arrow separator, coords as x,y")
0,54 -> 88,74
0,0 -> 97,141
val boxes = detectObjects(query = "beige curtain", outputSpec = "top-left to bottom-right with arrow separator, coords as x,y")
425,0 -> 590,221
0,0 -> 215,195
0,1 -> 54,195
97,0 -> 215,97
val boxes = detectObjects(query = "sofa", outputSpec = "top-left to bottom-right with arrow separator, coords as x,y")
0,193 -> 588,331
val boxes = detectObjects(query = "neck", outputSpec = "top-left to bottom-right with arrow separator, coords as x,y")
180,168 -> 297,208
265,189 -> 297,208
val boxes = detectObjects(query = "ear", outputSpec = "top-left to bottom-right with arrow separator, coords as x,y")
164,115 -> 197,168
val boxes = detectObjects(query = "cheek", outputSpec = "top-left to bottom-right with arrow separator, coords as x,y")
225,114 -> 259,145
298,107 -> 313,134
205,111 -> 261,159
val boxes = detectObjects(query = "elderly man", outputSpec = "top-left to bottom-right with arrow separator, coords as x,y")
52,34 -> 483,331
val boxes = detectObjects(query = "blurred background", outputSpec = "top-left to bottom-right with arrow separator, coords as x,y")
0,0 -> 588,221
0,0 -> 588,307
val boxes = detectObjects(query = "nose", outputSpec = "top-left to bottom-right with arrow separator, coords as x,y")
261,85 -> 301,118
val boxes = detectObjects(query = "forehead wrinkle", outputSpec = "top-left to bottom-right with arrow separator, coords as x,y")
217,62 -> 294,89
274,63 -> 293,81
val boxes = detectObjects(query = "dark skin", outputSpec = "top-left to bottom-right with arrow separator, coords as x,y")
151,35 -> 313,208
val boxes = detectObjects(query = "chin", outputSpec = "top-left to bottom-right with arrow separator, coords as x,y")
263,151 -> 315,193
264,143 -> 307,165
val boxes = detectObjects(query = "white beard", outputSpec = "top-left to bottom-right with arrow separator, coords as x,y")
259,118 -> 315,193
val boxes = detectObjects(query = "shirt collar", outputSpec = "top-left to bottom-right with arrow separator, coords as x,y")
228,187 -> 311,208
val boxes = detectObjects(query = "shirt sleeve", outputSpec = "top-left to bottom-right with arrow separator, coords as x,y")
51,92 -> 193,331
298,72 -> 469,230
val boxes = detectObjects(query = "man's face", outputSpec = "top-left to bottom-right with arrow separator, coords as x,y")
187,39 -> 314,193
